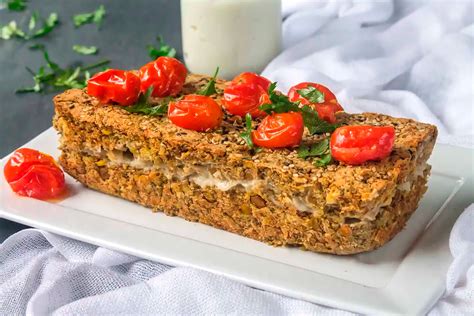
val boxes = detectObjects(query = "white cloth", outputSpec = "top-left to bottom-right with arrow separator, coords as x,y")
1,0 -> 473,314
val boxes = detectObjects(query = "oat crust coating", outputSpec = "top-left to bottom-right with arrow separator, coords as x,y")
53,74 -> 437,254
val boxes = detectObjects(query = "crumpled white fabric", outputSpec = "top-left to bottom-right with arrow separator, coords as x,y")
1,0 -> 473,314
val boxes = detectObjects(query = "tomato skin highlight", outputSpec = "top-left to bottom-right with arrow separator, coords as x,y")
330,126 -> 396,165
288,82 -> 338,105
223,83 -> 268,118
87,69 -> 141,106
139,57 -> 187,97
231,72 -> 271,91
252,112 -> 304,148
4,148 -> 66,200
168,94 -> 223,132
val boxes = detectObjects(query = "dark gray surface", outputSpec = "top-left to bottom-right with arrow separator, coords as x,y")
0,0 -> 182,242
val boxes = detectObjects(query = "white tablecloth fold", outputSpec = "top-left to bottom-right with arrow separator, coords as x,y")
1,0 -> 473,314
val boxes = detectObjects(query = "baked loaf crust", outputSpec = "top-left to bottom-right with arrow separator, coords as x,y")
53,74 -> 437,254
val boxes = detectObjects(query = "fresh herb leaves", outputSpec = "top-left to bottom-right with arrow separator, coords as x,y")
297,86 -> 324,103
6,0 -> 27,11
147,36 -> 176,59
1,12 -> 59,40
17,45 -> 109,93
297,138 -> 332,166
73,5 -> 106,28
73,45 -> 98,55
1,21 -> 26,39
259,82 -> 337,134
240,113 -> 260,151
124,87 -> 169,116
197,67 -> 219,96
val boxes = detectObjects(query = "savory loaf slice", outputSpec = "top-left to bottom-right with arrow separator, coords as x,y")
52,74 -> 437,255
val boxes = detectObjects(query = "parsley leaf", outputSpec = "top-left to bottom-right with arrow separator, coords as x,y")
17,45 -> 109,93
6,0 -> 27,11
259,82 -> 337,134
73,5 -> 106,28
239,113 -> 261,152
123,87 -> 169,116
297,138 -> 332,167
147,36 -> 176,59
197,67 -> 219,96
0,21 -> 26,39
30,12 -> 59,38
28,11 -> 38,31
73,45 -> 98,55
297,86 -> 324,103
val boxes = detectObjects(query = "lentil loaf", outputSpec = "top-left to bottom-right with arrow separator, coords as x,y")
52,74 -> 437,255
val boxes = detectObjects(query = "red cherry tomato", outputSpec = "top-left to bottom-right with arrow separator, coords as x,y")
315,103 -> 338,124
330,126 -> 396,165
4,148 -> 66,200
87,69 -> 141,106
139,57 -> 187,98
168,94 -> 223,132
252,112 -> 304,148
288,82 -> 339,106
232,72 -> 271,91
223,84 -> 269,118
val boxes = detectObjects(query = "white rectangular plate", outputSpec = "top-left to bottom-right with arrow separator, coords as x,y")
1,128 -> 473,315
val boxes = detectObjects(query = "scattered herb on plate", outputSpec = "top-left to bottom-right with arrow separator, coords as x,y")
73,45 -> 98,55
259,83 -> 338,134
0,21 -> 27,39
197,67 -> 219,96
123,87 -> 169,116
73,5 -> 106,28
0,12 -> 59,40
147,35 -> 176,59
297,138 -> 332,166
6,0 -> 27,11
30,12 -> 59,38
17,44 -> 109,93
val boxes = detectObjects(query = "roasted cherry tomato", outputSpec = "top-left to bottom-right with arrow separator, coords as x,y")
4,148 -> 66,200
315,103 -> 338,124
87,69 -> 141,106
288,82 -> 339,106
231,72 -> 271,91
252,112 -> 304,148
139,57 -> 187,98
330,126 -> 396,165
223,84 -> 269,118
168,94 -> 223,132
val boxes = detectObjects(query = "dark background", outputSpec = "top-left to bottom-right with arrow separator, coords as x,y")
0,0 -> 182,241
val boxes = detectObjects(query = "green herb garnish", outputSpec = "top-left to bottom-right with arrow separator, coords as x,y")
147,36 -> 176,60
124,87 -> 169,116
73,45 -> 98,55
17,45 -> 109,93
240,113 -> 257,150
297,138 -> 332,166
28,11 -> 38,31
197,67 -> 219,96
0,21 -> 27,39
6,0 -> 27,11
259,82 -> 337,134
73,5 -> 106,28
297,86 -> 324,103
30,12 -> 58,38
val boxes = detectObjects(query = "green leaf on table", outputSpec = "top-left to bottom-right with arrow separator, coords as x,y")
73,5 -> 106,28
297,86 -> 324,103
147,35 -> 176,60
30,12 -> 59,38
72,45 -> 98,55
28,11 -> 38,31
197,67 -> 219,96
123,87 -> 169,116
6,0 -> 27,11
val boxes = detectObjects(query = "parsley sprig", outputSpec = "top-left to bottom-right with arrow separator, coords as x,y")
197,67 -> 219,96
16,45 -> 109,93
240,113 -> 260,151
297,86 -> 324,103
6,0 -> 27,11
259,83 -> 338,134
123,87 -> 169,116
73,5 -> 106,28
73,45 -> 98,55
147,36 -> 176,60
297,138 -> 332,166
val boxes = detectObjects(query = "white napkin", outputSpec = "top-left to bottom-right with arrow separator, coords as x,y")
1,0 -> 473,314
